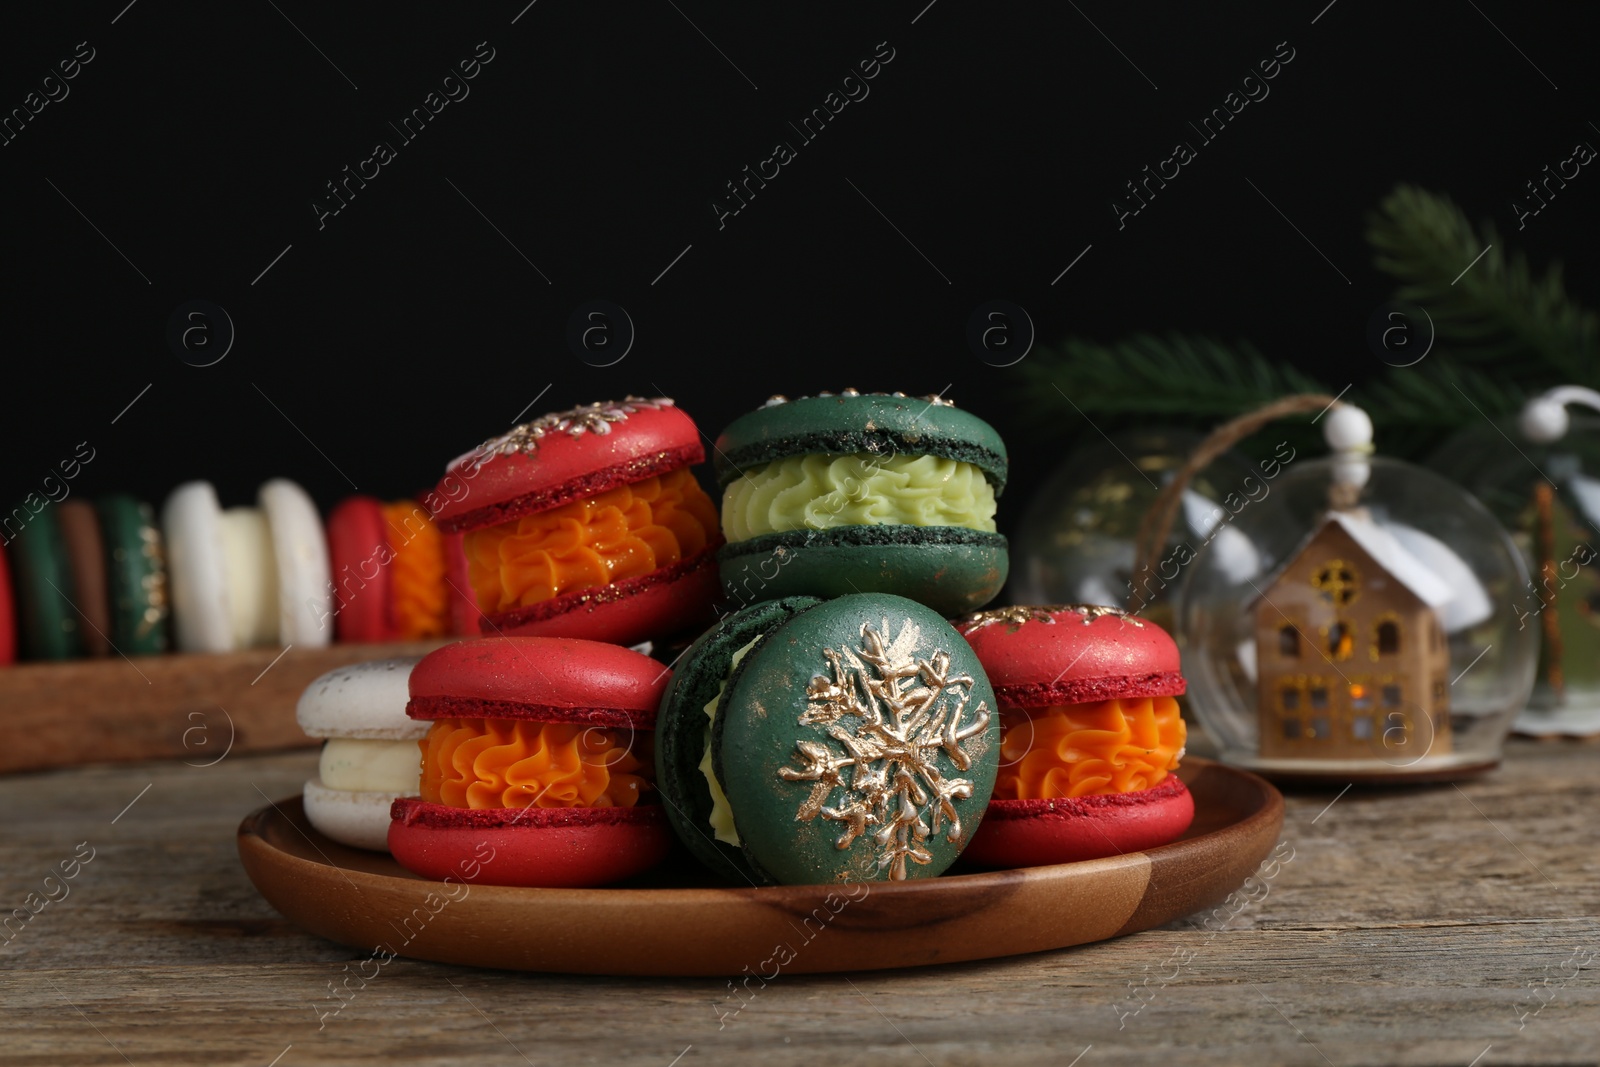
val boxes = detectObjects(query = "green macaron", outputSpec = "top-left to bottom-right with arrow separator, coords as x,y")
656,592 -> 1000,885
713,391 -> 1009,616
97,496 -> 171,656
9,507 -> 83,661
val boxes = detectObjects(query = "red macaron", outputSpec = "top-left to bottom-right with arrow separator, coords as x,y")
325,496 -> 462,643
388,636 -> 674,887
954,605 -> 1194,867
428,397 -> 722,646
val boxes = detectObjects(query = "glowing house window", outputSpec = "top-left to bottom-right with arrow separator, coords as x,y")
1329,621 -> 1353,660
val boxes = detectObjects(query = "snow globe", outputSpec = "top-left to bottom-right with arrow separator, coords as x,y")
1008,430 -> 1264,631
1431,385 -> 1600,737
1176,403 -> 1536,782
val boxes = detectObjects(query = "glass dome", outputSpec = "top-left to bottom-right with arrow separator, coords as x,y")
1177,454 -> 1536,781
1009,429 -> 1260,632
1431,412 -> 1600,735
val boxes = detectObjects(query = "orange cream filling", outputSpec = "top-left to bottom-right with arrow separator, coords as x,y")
994,696 -> 1186,800
382,502 -> 451,639
464,468 -> 718,613
418,718 -> 652,809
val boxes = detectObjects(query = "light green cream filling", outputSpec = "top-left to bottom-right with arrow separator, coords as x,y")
699,639 -> 759,846
720,453 -> 998,542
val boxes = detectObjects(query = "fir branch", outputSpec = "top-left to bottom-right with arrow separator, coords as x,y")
1015,333 -> 1329,423
1366,184 -> 1597,382
1363,361 -> 1528,429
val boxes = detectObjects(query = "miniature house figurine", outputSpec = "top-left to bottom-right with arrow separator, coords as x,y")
1179,398 -> 1533,781
1253,512 -> 1453,760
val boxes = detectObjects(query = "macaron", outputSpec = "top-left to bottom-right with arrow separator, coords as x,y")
326,496 -> 453,642
162,479 -> 332,653
389,636 -> 674,887
96,495 -> 171,657
8,507 -> 83,661
56,501 -> 112,657
656,592 -> 1000,885
0,540 -> 17,664
429,396 -> 722,646
713,390 -> 1009,616
441,529 -> 481,637
953,605 -> 1193,867
297,656 -> 428,850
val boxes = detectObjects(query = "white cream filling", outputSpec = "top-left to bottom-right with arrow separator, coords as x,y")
700,639 -> 759,846
319,738 -> 422,794
219,508 -> 279,648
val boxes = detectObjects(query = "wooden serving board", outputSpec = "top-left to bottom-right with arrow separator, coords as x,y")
0,641 -> 448,774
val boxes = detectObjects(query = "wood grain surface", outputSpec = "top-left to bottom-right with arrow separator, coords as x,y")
0,641 -> 446,774
1,734 -> 1596,1066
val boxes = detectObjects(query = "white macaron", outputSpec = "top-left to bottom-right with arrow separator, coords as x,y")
161,478 -> 332,653
297,656 -> 427,851
260,479 -> 332,647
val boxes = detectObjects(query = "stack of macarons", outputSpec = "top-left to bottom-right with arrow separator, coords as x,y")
356,390 -> 1199,890
5,387 -> 1194,892
0,479 -> 479,664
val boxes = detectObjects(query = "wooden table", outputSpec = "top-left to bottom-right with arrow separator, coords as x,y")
2,736 -> 1595,1067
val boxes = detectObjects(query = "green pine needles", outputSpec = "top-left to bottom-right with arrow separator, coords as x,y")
1368,185 -> 1596,383
1023,184 -> 1596,454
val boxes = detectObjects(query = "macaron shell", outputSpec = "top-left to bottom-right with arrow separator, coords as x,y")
484,547 -> 719,647
960,776 -> 1195,867
408,636 -> 669,728
260,479 -> 332,647
97,495 -> 170,656
10,508 -> 83,661
56,502 -> 111,656
163,481 -> 233,653
713,394 -> 1008,491
303,780 -> 404,851
0,541 -> 15,664
654,596 -> 823,883
716,593 -> 1000,885
388,798 -> 672,887
718,528 -> 1007,618
955,606 -> 1185,707
325,496 -> 391,643
297,656 -> 427,740
432,400 -> 704,532
442,530 -> 480,636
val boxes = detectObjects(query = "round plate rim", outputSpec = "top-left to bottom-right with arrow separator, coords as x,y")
237,757 -> 1284,975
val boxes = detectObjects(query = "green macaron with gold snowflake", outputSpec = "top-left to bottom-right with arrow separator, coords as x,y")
713,390 -> 1008,616
655,592 -> 1000,885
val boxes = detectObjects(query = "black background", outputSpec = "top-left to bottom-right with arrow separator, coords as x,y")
3,0 -> 1596,530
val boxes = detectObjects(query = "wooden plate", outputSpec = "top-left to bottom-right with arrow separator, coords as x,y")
237,759 -> 1282,976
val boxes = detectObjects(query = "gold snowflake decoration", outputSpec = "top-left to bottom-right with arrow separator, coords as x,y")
469,397 -> 673,465
954,603 -> 1145,633
779,619 -> 990,880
